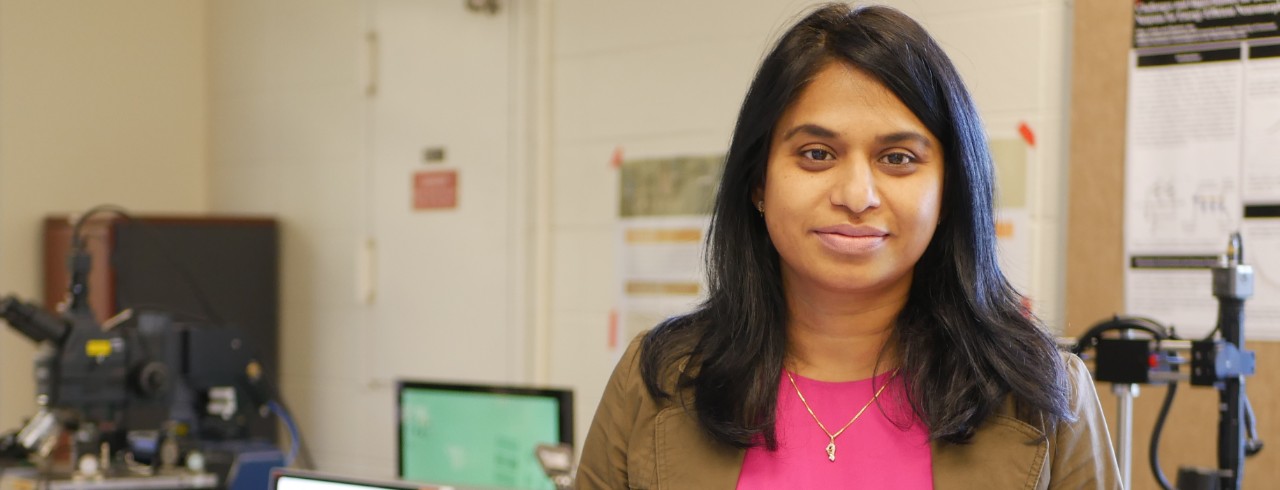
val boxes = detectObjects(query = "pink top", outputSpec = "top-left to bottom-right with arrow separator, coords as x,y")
736,370 -> 933,489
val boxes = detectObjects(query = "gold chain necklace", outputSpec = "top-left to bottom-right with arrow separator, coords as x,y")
785,369 -> 897,462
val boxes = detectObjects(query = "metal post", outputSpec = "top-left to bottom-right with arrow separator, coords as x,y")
1112,329 -> 1138,490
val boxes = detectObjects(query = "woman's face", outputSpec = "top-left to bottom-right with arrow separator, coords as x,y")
760,62 -> 944,297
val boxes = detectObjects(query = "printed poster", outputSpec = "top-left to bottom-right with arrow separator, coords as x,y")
1125,0 -> 1280,338
614,155 -> 723,356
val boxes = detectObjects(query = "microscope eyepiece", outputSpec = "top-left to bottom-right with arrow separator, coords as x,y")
0,295 -> 70,344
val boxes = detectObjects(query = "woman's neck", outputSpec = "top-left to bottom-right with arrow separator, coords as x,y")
783,278 -> 908,382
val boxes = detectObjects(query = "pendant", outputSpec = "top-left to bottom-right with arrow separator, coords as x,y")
826,440 -> 836,462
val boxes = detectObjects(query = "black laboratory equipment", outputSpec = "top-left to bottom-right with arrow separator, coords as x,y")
0,206 -> 303,490
1067,233 -> 1262,490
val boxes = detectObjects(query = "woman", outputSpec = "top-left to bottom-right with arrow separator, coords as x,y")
579,4 -> 1120,489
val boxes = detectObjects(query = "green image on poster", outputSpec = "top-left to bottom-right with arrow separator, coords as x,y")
401,390 -> 559,489
619,154 -> 726,218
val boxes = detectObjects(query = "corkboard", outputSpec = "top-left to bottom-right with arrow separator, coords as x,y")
1066,2 -> 1279,489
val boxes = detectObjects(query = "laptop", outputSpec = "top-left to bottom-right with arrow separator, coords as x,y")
270,468 -> 450,490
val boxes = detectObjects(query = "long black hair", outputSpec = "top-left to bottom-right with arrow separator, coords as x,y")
638,3 -> 1071,448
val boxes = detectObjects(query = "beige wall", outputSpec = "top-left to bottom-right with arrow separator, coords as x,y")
0,0 -> 208,426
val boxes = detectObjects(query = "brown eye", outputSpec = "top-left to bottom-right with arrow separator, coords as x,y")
881,152 -> 917,166
802,149 -> 833,161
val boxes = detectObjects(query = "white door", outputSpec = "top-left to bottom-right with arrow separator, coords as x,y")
368,0 -> 527,383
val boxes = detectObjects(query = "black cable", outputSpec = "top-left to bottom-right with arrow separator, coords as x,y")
68,204 -> 226,325
1150,381 -> 1178,490
67,205 -> 132,314
1244,393 -> 1264,457
1070,315 -> 1170,356
70,204 -> 132,249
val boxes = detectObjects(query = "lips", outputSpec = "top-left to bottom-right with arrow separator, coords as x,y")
813,224 -> 888,255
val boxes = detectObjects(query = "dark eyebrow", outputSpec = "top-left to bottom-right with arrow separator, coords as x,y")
876,131 -> 934,148
780,124 -> 839,141
780,125 -> 933,150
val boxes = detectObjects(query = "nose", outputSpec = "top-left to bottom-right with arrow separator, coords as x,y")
830,160 -> 881,214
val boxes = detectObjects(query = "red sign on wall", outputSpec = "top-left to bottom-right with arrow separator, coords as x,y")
413,170 -> 458,210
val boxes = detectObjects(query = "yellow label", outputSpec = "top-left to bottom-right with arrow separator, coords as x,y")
625,228 -> 702,244
85,339 -> 112,357
624,281 -> 700,296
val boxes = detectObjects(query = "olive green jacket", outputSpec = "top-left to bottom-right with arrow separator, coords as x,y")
578,336 -> 1122,489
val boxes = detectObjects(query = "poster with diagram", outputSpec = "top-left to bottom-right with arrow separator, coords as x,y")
1125,0 -> 1280,338
614,154 -> 723,357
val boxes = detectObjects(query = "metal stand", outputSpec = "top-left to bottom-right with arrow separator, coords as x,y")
1113,327 -> 1139,490
1114,379 -> 1138,490
1077,234 -> 1259,490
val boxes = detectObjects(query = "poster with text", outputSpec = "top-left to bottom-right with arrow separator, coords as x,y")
1126,0 -> 1280,338
614,155 -> 723,357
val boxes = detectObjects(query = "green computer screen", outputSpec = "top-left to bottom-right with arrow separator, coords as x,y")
397,382 -> 572,490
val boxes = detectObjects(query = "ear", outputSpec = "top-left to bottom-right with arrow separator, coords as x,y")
751,162 -> 768,211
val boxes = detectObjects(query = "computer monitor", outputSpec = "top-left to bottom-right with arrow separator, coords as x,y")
396,380 -> 573,490
270,468 -> 439,490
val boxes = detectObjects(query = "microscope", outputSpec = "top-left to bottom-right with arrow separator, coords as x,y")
0,211 -> 288,489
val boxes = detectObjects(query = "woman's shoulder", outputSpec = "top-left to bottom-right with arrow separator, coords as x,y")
594,328 -> 695,426
1046,350 -> 1123,485
996,350 -> 1086,430
998,350 -> 1109,438
1057,349 -> 1105,419
610,316 -> 706,407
